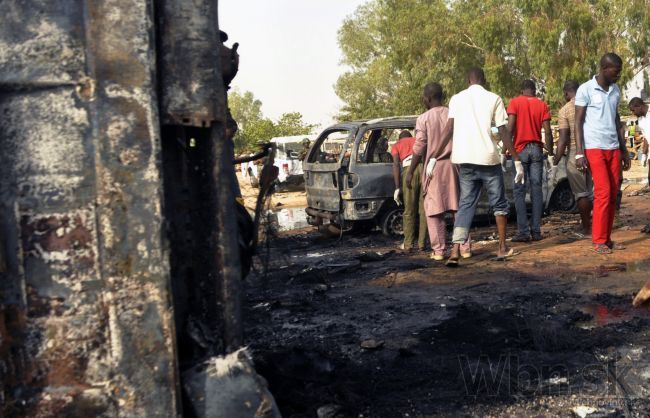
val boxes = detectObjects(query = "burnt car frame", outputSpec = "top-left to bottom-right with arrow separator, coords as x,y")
303,116 -> 575,236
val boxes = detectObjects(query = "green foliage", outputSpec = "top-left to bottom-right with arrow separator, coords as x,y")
336,0 -> 650,120
228,90 -> 315,153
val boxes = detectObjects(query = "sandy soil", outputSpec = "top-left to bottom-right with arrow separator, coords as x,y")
238,172 -> 307,211
240,160 -> 650,418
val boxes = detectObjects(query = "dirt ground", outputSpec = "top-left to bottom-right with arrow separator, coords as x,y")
240,162 -> 650,418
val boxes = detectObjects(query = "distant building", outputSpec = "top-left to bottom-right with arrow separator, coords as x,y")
624,66 -> 650,100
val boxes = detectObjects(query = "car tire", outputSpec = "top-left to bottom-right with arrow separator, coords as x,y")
380,207 -> 404,237
549,181 -> 576,212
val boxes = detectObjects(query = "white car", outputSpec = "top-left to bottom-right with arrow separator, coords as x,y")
271,135 -> 316,185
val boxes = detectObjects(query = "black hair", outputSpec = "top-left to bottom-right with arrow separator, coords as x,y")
563,80 -> 579,93
467,67 -> 486,84
423,82 -> 444,101
521,79 -> 536,92
399,130 -> 412,139
629,97 -> 645,107
600,53 -> 623,69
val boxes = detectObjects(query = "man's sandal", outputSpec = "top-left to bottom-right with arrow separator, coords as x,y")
445,256 -> 459,267
493,248 -> 518,261
593,244 -> 612,254
607,242 -> 626,250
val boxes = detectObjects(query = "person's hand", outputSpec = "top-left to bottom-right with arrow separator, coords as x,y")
622,151 -> 631,171
552,153 -> 561,166
393,188 -> 402,206
575,154 -> 588,172
426,158 -> 437,177
405,171 -> 413,189
514,161 -> 525,184
500,154 -> 508,172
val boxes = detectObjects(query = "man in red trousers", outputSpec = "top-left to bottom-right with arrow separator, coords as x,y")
574,53 -> 631,254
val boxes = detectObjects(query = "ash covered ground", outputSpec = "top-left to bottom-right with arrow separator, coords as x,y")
241,173 -> 650,418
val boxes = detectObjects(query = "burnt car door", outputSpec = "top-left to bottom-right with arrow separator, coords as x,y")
303,127 -> 355,213
345,122 -> 415,208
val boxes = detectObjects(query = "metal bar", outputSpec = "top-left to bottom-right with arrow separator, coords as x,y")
211,123 -> 243,351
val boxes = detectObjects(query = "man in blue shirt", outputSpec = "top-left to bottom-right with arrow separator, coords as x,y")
574,53 -> 631,254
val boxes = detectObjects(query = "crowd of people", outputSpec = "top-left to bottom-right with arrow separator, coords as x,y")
390,52 -> 649,266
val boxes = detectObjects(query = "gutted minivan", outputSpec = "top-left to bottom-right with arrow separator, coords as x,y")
303,117 -> 575,236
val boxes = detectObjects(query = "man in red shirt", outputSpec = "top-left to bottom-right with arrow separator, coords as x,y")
392,130 -> 427,251
506,80 -> 553,242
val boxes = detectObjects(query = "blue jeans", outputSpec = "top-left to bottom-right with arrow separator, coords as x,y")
452,164 -> 509,243
513,143 -> 544,236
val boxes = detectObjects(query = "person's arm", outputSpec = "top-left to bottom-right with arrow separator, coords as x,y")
543,120 -> 553,155
554,128 -> 570,166
430,118 -> 454,159
574,105 -> 587,169
392,156 -> 401,189
406,153 -> 421,189
391,149 -> 402,205
498,125 -> 518,160
553,108 -> 568,165
407,117 -> 428,189
617,113 -> 631,171
506,114 -> 517,152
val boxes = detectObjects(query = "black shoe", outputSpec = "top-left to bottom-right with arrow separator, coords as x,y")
531,233 -> 543,241
511,234 -> 531,242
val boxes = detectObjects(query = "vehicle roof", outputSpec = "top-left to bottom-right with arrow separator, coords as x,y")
323,115 -> 418,131
270,134 -> 317,144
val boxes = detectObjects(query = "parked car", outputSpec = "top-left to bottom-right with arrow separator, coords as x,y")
303,116 -> 575,236
270,135 -> 316,187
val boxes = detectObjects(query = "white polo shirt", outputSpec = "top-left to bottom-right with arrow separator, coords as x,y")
575,77 -> 620,150
448,84 -> 508,166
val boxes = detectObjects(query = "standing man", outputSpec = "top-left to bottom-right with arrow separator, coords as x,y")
574,53 -> 631,254
406,83 -> 470,260
629,97 -> 650,172
629,97 -> 650,234
506,80 -> 553,242
553,80 -> 593,238
441,68 -> 524,266
392,130 -> 427,251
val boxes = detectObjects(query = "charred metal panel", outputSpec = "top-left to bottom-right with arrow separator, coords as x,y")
305,170 -> 342,212
0,0 -> 87,86
158,0 -> 226,126
0,0 -> 179,416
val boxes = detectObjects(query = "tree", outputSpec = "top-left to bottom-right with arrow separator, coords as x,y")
228,89 -> 262,132
274,112 -> 317,137
228,90 -> 316,152
336,0 -> 650,120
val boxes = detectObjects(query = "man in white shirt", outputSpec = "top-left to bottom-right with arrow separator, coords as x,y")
575,53 -> 631,253
440,68 -> 524,266
629,97 -> 650,234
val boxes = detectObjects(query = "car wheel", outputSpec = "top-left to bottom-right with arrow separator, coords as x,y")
550,181 -> 575,212
380,207 -> 404,237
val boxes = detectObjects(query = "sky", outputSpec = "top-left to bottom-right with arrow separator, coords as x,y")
220,0 -> 367,130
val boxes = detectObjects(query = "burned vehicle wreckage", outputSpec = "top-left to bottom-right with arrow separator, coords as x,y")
304,117 -> 576,235
0,0 -> 278,416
